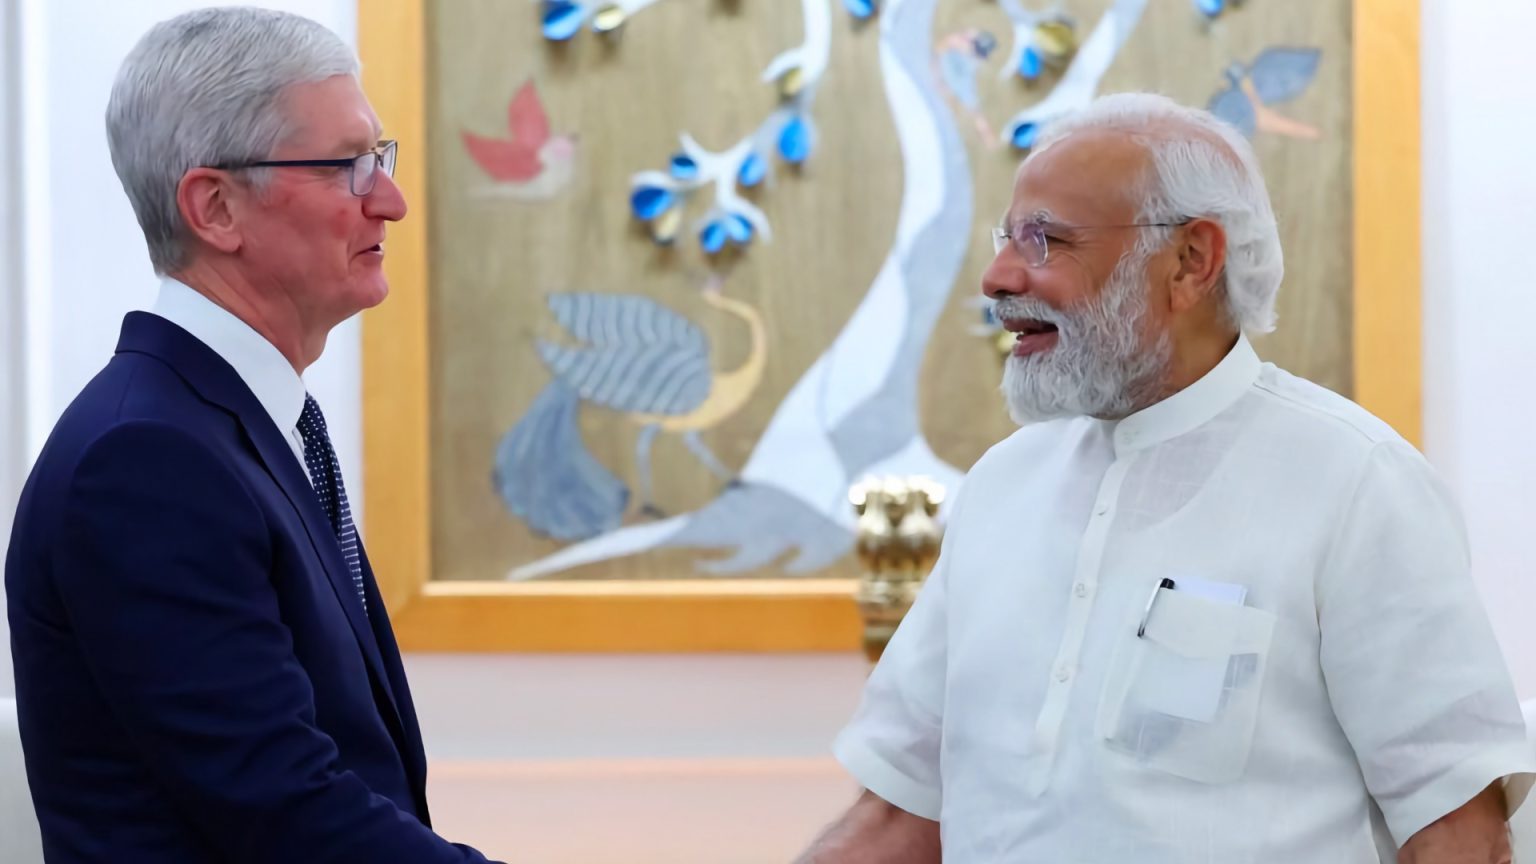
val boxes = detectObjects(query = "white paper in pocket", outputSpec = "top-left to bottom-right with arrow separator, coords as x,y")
1138,576 -> 1248,724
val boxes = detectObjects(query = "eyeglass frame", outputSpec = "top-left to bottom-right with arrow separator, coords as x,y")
992,212 -> 1192,267
212,139 -> 398,197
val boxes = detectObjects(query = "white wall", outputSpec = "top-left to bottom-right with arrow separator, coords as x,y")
1,0 -> 21,699
1420,0 -> 1536,697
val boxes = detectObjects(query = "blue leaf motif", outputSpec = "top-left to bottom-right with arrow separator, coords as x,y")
1010,122 -> 1041,150
1018,44 -> 1043,80
669,154 -> 699,180
738,152 -> 767,188
843,0 -> 876,20
725,214 -> 754,245
701,221 -> 728,254
541,1 -> 585,41
630,186 -> 674,221
778,116 -> 812,164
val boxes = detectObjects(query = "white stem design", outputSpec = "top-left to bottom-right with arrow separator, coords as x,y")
762,0 -> 833,86
996,0 -> 1064,82
998,0 -> 1149,143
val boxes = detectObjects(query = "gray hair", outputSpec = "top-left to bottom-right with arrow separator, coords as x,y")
106,7 -> 359,274
1031,92 -> 1285,334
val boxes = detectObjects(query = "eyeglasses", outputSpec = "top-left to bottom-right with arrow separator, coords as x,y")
992,214 -> 1190,267
214,139 -> 398,197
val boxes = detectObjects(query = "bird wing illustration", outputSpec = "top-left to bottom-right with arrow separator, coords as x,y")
461,81 -> 551,183
536,293 -> 712,416
1208,80 -> 1257,137
1247,47 -> 1321,105
507,80 -> 552,150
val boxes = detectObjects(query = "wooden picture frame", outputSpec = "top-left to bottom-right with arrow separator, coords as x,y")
358,0 -> 1420,652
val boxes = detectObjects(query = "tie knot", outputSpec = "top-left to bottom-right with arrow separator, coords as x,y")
298,393 -> 329,445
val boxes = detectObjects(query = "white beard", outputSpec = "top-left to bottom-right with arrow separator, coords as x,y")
999,246 -> 1172,424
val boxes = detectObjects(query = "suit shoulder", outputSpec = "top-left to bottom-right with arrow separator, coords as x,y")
72,351 -> 208,420
58,418 -> 266,535
77,416 -> 225,462
47,353 -> 234,456
30,357 -> 244,507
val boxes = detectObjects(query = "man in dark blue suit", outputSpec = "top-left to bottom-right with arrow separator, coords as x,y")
5,8 -> 501,862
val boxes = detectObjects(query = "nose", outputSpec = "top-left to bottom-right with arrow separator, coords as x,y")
364,169 -> 408,222
981,245 -> 1029,300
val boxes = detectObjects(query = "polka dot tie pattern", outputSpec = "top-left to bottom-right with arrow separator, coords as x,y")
297,394 -> 367,616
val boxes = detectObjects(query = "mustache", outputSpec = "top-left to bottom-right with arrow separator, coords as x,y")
993,296 -> 1072,330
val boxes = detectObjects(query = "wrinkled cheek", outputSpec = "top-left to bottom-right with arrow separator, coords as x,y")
330,208 -> 357,242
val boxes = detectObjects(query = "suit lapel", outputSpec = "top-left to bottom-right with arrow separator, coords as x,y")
240,404 -> 406,716
116,312 -> 406,736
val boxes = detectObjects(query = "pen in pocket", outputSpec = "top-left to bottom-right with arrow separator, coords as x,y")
1137,577 -> 1176,638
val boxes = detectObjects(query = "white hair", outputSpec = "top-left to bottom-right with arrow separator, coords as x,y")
1031,92 -> 1285,334
106,7 -> 359,274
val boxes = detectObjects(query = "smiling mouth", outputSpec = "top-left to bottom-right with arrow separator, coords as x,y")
1001,318 -> 1060,357
1003,318 -> 1058,337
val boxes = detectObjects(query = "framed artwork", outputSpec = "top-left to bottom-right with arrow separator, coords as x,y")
359,0 -> 1419,651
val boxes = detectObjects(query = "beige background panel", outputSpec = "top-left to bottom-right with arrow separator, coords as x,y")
359,0 -> 1417,648
428,2 -> 901,582
426,1 -> 1350,583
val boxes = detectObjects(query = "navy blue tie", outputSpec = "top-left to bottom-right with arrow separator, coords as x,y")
297,394 -> 367,615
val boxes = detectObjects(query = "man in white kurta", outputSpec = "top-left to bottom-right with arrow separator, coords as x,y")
805,94 -> 1534,863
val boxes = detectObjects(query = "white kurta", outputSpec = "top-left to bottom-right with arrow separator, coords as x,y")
835,336 -> 1534,863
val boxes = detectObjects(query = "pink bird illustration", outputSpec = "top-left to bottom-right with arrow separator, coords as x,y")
461,80 -> 578,199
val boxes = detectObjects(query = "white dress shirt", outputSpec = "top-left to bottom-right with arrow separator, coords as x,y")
149,278 -> 311,484
835,335 -> 1535,863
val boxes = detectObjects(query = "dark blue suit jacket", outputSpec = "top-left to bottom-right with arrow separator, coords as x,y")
6,313 -> 497,863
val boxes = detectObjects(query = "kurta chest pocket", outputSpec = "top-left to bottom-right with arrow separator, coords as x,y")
1095,583 -> 1277,783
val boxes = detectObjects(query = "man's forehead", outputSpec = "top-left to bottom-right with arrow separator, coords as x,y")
1009,129 -> 1146,221
287,118 -> 381,158
346,116 -> 385,150
278,75 -> 381,153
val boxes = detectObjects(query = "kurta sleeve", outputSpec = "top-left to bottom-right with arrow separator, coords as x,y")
831,491 -> 969,821
1318,440 -> 1535,846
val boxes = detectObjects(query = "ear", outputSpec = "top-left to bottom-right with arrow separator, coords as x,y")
175,167 -> 247,256
1168,218 -> 1228,314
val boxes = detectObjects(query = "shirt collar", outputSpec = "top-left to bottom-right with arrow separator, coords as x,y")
150,277 -> 307,436
1111,334 -> 1262,456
